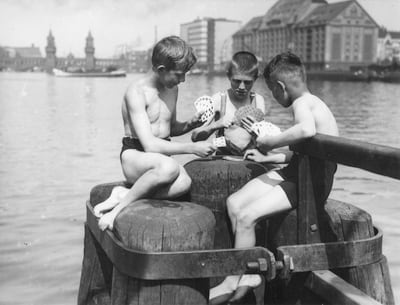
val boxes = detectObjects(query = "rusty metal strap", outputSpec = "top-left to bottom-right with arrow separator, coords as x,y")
277,227 -> 383,273
86,201 -> 276,280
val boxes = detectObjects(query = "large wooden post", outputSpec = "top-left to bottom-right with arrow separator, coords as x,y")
78,182 -> 216,305
110,198 -> 215,305
265,151 -> 394,305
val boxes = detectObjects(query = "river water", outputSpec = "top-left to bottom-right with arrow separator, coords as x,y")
0,72 -> 399,305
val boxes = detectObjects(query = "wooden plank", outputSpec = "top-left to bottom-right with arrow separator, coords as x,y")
297,154 -> 321,244
291,134 -> 400,180
305,270 -> 383,305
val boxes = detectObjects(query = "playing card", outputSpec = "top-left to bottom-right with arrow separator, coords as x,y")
251,121 -> 281,137
234,105 -> 265,125
194,96 -> 215,122
213,136 -> 227,148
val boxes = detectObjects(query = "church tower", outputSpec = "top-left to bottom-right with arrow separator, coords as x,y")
85,31 -> 96,71
45,30 -> 57,72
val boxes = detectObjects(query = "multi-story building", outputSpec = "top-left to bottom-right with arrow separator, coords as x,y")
233,0 -> 380,71
1,31 -> 148,73
180,17 -> 241,72
377,28 -> 400,63
0,44 -> 43,71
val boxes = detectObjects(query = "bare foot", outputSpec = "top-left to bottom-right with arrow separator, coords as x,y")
93,186 -> 129,217
209,276 -> 240,305
229,274 -> 262,303
98,210 -> 117,231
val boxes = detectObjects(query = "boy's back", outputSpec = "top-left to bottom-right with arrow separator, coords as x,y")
292,92 -> 338,137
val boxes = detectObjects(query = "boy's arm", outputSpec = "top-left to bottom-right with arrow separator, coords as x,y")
244,148 -> 292,163
170,106 -> 204,137
191,95 -> 234,141
126,87 -> 215,156
257,100 -> 316,151
191,115 -> 230,141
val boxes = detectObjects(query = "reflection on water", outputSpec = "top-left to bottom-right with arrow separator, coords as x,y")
0,72 -> 399,304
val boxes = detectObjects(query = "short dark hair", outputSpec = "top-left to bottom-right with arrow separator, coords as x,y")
152,36 -> 197,71
263,52 -> 306,83
226,51 -> 259,79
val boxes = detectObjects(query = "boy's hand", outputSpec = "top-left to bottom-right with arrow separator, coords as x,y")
215,115 -> 234,129
241,115 -> 258,136
189,109 -> 207,129
243,149 -> 266,162
192,141 -> 216,157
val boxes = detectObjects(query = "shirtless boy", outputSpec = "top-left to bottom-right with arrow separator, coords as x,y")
94,36 -> 216,231
209,52 -> 339,304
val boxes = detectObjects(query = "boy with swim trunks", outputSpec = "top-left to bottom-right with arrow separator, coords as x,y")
209,52 -> 339,304
191,51 -> 267,155
94,36 -> 216,231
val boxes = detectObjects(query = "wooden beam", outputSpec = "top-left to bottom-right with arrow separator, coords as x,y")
291,134 -> 400,180
305,270 -> 383,305
297,154 -> 321,244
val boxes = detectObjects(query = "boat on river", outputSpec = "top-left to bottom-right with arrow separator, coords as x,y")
52,68 -> 126,78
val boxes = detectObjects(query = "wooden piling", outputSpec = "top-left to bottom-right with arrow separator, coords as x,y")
265,199 -> 395,305
78,182 -> 216,305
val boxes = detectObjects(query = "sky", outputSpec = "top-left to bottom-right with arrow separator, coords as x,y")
0,0 -> 399,58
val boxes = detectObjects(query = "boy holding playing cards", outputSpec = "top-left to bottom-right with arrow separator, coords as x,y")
209,52 -> 339,304
191,51 -> 267,154
94,36 -> 216,231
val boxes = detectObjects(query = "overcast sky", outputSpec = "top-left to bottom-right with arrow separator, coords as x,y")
0,0 -> 399,58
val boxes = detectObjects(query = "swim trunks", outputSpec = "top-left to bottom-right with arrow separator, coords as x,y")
120,137 -> 171,160
276,153 -> 337,207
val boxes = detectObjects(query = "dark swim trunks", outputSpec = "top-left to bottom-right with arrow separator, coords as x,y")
120,137 -> 171,160
120,137 -> 144,159
276,153 -> 337,207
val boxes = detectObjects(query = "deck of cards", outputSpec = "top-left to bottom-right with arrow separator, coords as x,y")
213,136 -> 227,148
194,96 -> 215,123
251,121 -> 281,137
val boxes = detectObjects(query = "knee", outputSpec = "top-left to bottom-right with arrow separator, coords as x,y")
174,171 -> 192,196
155,159 -> 180,184
226,193 -> 242,219
235,209 -> 256,231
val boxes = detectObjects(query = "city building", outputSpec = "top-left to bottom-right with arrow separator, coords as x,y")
233,0 -> 380,71
377,28 -> 400,63
0,44 -> 43,71
1,31 -> 149,73
180,17 -> 241,72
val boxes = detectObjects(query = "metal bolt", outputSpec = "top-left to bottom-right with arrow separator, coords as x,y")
247,261 -> 260,270
310,224 -> 318,232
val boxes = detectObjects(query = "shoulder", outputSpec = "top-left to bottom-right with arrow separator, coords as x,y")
211,92 -> 224,108
252,92 -> 266,112
124,80 -> 157,106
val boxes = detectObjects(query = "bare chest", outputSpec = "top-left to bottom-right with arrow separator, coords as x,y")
146,90 -> 176,124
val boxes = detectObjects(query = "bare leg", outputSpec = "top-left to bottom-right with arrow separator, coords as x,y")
229,184 -> 293,302
98,151 -> 191,231
227,170 -> 283,234
210,171 -> 290,304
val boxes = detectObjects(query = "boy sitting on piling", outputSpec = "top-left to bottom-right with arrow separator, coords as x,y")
209,52 -> 339,304
191,51 -> 267,155
94,36 -> 216,231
